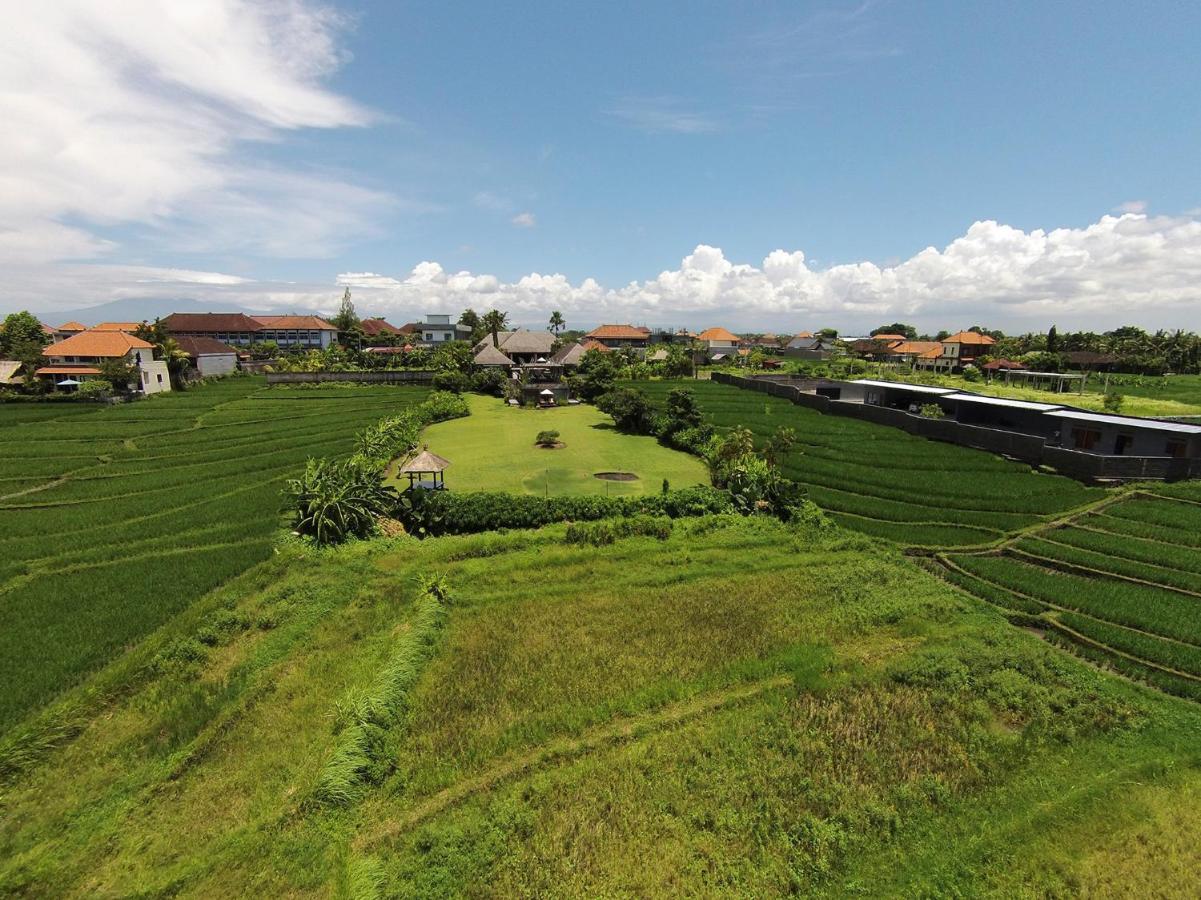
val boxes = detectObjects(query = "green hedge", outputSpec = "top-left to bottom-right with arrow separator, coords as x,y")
395,485 -> 734,537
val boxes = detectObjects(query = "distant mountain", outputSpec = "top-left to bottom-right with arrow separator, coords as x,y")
32,298 -> 329,327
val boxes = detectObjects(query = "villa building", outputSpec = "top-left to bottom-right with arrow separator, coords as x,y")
38,330 -> 170,394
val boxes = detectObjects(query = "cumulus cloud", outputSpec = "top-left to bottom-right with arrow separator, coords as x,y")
0,0 -> 382,263
15,213 -> 1201,331
1113,200 -> 1148,214
511,212 -> 537,228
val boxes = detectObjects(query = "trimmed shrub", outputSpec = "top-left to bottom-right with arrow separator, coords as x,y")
395,485 -> 733,537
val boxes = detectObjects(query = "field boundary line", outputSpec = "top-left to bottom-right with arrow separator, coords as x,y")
358,674 -> 792,850
1004,547 -> 1201,601
1072,520 -> 1201,552
1017,531 -> 1201,581
932,554 -> 1201,651
1042,616 -> 1201,685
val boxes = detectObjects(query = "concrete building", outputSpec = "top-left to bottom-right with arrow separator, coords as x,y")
418,314 -> 472,345
162,313 -> 337,349
174,337 -> 238,378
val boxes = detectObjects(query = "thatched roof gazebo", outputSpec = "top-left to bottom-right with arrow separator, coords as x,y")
399,448 -> 451,490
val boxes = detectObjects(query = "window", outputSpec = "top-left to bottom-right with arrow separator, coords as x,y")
1167,440 -> 1187,459
1114,433 -> 1133,455
156,373 -> 163,384
1070,427 -> 1101,451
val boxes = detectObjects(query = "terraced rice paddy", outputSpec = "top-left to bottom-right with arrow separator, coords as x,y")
932,489 -> 1201,701
634,380 -> 1101,546
0,378 -> 429,730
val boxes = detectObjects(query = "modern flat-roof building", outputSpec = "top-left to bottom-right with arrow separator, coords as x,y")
418,314 -> 472,345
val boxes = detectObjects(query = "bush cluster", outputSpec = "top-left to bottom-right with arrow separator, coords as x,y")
395,484 -> 733,537
288,391 -> 470,545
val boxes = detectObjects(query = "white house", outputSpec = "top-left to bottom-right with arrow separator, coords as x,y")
419,314 -> 472,345
39,331 -> 171,394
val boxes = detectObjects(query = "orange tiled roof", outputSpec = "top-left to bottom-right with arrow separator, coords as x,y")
698,327 -> 740,342
91,322 -> 142,332
36,366 -> 103,376
360,317 -> 403,336
43,331 -> 153,358
586,324 -> 649,340
793,331 -> 814,339
580,338 -> 611,353
869,333 -> 907,341
944,330 -> 996,345
57,321 -> 87,332
892,341 -> 943,355
918,346 -> 943,359
252,315 -> 337,330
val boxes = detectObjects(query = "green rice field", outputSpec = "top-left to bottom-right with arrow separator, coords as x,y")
0,378 -> 430,731
632,379 -> 1103,546
933,489 -> 1201,702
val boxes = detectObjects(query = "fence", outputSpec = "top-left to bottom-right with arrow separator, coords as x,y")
265,370 -> 436,386
711,372 -> 1198,482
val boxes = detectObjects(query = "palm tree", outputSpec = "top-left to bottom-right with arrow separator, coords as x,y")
157,337 -> 192,389
548,310 -> 565,335
481,309 -> 509,347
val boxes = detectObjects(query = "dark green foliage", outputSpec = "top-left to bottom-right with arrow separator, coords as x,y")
395,485 -> 734,536
286,458 -> 398,545
534,430 -> 560,446
566,349 -> 619,400
595,386 -> 653,433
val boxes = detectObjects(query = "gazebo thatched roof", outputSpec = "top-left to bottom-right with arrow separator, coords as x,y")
399,449 -> 451,474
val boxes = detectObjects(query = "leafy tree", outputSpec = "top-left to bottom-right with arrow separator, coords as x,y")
763,426 -> 797,467
0,311 -> 48,355
595,387 -> 653,433
481,309 -> 509,347
664,388 -> 703,432
873,322 -> 918,340
97,357 -> 140,393
535,430 -> 560,446
331,287 -> 359,332
567,348 -> 618,400
818,327 -> 839,339
459,308 -> 487,344
1046,324 -> 1059,353
548,310 -> 566,335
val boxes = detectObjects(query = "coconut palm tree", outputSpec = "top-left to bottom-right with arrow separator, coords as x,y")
481,309 -> 509,347
548,310 -> 565,335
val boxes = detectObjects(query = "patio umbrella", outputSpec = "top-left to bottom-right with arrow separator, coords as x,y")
540,388 -> 554,396
56,379 -> 81,386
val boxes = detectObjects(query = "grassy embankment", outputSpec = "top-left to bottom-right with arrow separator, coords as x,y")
389,393 -> 707,497
633,379 -> 1104,547
0,378 -> 430,731
857,370 -> 1201,417
3,516 -> 1201,895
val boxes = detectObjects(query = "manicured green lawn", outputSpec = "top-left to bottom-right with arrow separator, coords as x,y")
394,394 -> 707,497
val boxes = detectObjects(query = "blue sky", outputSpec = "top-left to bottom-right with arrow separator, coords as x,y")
4,1 -> 1201,331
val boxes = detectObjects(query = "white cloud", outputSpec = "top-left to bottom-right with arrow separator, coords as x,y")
15,213 -> 1201,331
1113,200 -> 1148,214
511,212 -> 537,228
606,96 -> 720,134
0,0 -> 382,263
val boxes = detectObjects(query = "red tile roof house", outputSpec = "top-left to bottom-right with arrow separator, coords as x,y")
584,324 -> 651,350
161,313 -> 337,349
39,331 -> 171,394
920,331 -> 997,372
697,327 -> 741,355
